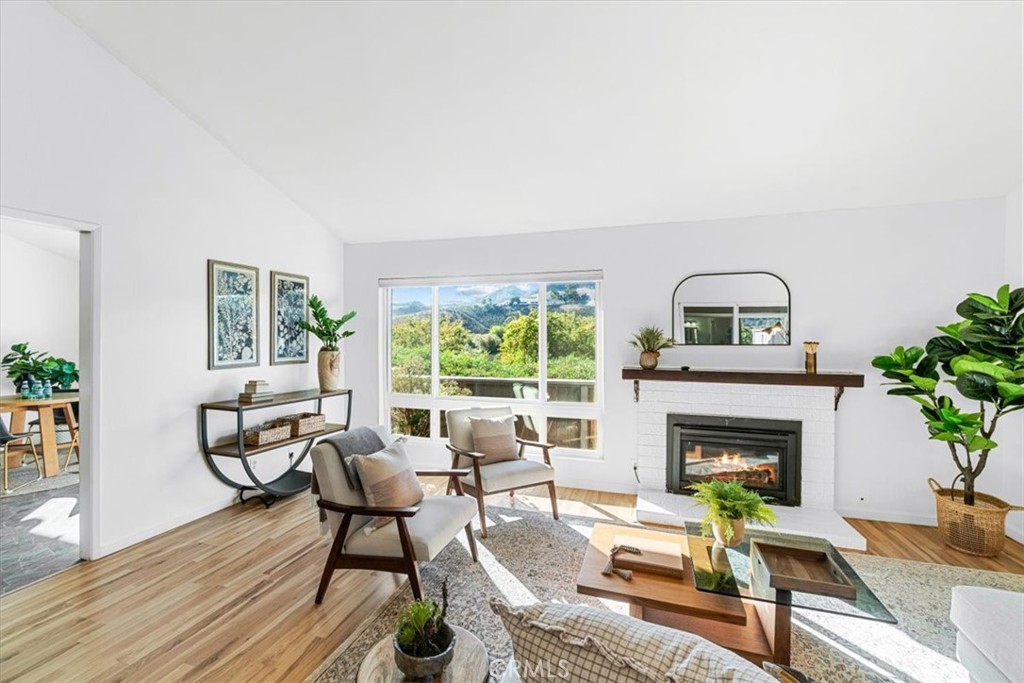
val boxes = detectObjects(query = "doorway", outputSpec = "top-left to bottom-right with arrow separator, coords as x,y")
0,206 -> 99,593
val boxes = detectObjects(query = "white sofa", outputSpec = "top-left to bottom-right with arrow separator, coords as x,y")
950,586 -> 1024,683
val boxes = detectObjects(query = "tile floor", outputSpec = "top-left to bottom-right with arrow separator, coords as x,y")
0,483 -> 80,594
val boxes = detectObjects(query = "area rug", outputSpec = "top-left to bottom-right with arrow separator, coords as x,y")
309,504 -> 1023,683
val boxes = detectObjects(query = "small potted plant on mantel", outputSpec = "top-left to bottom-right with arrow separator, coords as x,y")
872,284 -> 1023,557
628,326 -> 673,370
299,295 -> 356,392
690,479 -> 778,546
393,580 -> 456,679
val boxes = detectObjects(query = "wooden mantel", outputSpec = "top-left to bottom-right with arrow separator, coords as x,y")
622,367 -> 864,409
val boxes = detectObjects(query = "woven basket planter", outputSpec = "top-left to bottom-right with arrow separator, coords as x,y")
929,478 -> 1023,557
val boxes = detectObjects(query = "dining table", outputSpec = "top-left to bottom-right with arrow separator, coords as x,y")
0,393 -> 79,477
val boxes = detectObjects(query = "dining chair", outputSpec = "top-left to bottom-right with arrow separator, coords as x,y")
1,418 -> 42,493
28,399 -> 79,471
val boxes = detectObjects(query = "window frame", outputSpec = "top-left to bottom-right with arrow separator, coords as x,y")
381,277 -> 604,459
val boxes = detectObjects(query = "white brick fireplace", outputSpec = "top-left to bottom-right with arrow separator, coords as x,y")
634,378 -> 867,550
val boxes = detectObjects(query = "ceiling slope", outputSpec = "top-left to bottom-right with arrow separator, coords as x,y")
52,1 -> 1024,243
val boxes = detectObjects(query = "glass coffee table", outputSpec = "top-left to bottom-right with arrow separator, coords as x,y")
685,521 -> 896,624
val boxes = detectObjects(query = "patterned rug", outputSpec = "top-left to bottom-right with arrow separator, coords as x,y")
308,503 -> 1023,683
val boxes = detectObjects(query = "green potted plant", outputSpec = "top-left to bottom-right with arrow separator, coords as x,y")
628,325 -> 673,370
393,580 -> 456,679
45,358 -> 79,391
871,284 -> 1023,556
690,479 -> 778,546
1,342 -> 48,392
298,295 -> 356,392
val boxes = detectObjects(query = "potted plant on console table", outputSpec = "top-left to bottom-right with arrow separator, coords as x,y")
299,295 -> 356,392
690,479 -> 778,547
872,284 -> 1023,557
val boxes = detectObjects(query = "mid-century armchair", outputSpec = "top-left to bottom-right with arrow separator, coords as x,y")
310,427 -> 478,603
445,406 -> 558,538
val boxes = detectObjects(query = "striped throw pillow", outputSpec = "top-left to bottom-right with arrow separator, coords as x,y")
468,414 -> 519,466
351,440 -> 424,534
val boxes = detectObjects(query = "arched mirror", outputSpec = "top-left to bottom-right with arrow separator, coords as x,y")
671,272 -> 790,345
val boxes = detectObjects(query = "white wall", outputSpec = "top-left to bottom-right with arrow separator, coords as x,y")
0,231 -> 80,394
345,197 -> 1015,527
992,184 -> 1024,541
0,2 -> 346,556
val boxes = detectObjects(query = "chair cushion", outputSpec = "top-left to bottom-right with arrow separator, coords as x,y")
345,495 -> 477,560
462,458 -> 554,493
446,406 -> 514,467
950,586 -> 1024,683
469,414 -> 519,466
311,443 -> 373,541
490,598 -> 773,683
320,426 -> 388,490
352,441 -> 424,534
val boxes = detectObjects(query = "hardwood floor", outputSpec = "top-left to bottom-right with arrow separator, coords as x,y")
846,517 -> 1024,573
1,485 -> 1021,682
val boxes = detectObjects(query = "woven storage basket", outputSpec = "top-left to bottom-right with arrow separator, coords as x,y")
243,422 -> 291,447
929,478 -> 1024,557
279,412 -> 326,437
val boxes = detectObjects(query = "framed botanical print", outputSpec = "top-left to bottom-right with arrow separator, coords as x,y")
208,259 -> 260,369
271,271 -> 309,365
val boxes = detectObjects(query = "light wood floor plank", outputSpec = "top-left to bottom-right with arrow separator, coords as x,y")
2,486 -> 1022,682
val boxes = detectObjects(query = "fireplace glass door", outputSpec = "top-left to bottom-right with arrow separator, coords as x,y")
682,435 -> 782,492
667,415 -> 801,506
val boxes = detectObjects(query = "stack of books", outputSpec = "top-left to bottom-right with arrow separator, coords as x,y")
239,380 -> 273,403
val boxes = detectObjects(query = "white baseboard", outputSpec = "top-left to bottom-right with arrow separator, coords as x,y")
97,495 -> 236,558
834,506 -> 937,527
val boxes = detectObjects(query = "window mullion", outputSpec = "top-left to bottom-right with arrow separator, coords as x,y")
538,283 -> 548,443
381,287 -> 392,425
430,286 -> 441,436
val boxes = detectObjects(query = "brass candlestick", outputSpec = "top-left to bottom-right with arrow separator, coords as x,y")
804,341 -> 819,374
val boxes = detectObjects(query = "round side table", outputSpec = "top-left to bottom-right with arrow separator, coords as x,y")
356,625 -> 489,682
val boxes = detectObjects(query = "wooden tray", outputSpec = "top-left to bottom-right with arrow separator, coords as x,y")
750,541 -> 856,600
611,534 -> 687,579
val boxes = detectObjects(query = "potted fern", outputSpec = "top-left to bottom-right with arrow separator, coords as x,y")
690,479 -> 778,546
298,295 -> 356,391
393,580 -> 456,679
629,326 -> 673,370
871,284 -> 1023,556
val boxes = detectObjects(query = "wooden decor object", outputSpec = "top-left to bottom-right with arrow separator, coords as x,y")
749,541 -> 856,600
612,534 -> 687,579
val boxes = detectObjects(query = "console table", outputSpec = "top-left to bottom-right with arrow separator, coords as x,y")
199,388 -> 352,507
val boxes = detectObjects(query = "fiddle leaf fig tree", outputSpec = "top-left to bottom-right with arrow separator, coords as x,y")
871,284 -> 1024,505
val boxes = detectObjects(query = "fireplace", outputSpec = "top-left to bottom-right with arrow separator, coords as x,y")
666,414 -> 801,506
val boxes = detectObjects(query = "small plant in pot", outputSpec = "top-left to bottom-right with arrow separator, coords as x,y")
298,295 -> 356,392
1,342 -> 48,392
393,579 -> 456,679
629,326 -> 673,370
690,479 -> 778,546
871,284 -> 1023,557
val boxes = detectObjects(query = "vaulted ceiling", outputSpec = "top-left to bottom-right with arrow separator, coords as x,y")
52,1 -> 1023,243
